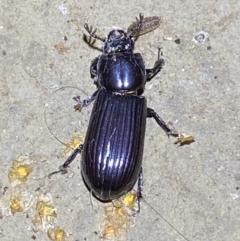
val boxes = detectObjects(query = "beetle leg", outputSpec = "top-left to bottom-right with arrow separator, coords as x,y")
90,57 -> 101,88
48,144 -> 83,178
73,57 -> 99,112
73,55 -> 100,112
147,108 -> 178,137
73,90 -> 99,112
90,57 -> 99,79
146,48 -> 165,81
135,167 -> 143,214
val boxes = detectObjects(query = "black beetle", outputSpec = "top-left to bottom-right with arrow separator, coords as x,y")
49,13 -> 179,212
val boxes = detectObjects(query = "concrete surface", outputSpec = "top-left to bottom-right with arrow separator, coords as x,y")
1,0 -> 240,240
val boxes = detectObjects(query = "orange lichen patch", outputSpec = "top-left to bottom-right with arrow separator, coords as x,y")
32,193 -> 57,231
112,191 -> 137,214
54,42 -> 69,53
10,194 -> 23,214
101,207 -> 132,240
47,227 -> 67,241
100,192 -> 137,239
122,192 -> 137,209
8,156 -> 33,186
63,133 -> 84,156
101,225 -> 117,239
174,133 -> 195,146
0,190 -> 34,217
36,201 -> 57,218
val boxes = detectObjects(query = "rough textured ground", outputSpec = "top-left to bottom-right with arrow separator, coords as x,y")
1,0 -> 240,240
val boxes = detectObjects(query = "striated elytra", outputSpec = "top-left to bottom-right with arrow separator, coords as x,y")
49,14 -> 178,212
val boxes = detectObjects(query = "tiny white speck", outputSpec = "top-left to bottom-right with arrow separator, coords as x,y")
163,36 -> 173,41
49,83 -> 62,89
230,193 -> 239,200
217,165 -> 225,171
148,83 -> 153,89
59,5 -> 68,15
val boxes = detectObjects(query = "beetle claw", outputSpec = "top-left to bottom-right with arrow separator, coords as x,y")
48,165 -> 68,179
58,165 -> 68,174
166,128 -> 179,137
73,96 -> 83,112
48,170 -> 61,179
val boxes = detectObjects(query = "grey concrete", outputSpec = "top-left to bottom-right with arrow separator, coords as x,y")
1,0 -> 240,240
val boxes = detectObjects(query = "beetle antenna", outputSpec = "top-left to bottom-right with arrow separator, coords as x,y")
142,198 -> 191,241
44,86 -> 88,148
128,13 -> 144,38
84,23 -> 106,42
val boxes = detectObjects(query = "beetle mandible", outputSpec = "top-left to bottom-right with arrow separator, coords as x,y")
49,13 -> 179,212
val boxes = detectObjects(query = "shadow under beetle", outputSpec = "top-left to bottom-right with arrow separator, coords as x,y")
49,13 -> 179,212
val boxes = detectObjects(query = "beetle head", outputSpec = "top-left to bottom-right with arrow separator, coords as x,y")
103,29 -> 135,53
84,13 -> 144,54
